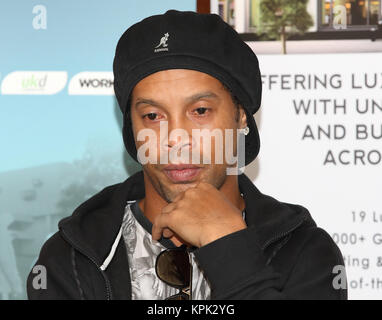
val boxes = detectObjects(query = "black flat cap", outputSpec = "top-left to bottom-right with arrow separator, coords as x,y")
113,9 -> 262,165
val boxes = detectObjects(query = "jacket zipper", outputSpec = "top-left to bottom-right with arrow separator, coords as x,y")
261,217 -> 307,251
60,229 -> 113,300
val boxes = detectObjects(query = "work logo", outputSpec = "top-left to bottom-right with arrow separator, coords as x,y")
1,71 -> 67,95
154,32 -> 169,53
68,72 -> 114,95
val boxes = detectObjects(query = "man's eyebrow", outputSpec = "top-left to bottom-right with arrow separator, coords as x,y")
134,98 -> 162,109
185,91 -> 220,104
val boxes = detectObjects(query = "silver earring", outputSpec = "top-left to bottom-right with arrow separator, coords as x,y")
241,126 -> 249,136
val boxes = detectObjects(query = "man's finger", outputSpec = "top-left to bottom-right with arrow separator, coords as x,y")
152,211 -> 173,240
162,228 -> 174,239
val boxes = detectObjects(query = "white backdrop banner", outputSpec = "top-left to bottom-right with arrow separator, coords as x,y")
253,52 -> 382,300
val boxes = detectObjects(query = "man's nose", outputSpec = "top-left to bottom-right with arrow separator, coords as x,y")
161,119 -> 195,151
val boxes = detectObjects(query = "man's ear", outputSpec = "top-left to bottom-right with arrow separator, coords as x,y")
238,105 -> 248,129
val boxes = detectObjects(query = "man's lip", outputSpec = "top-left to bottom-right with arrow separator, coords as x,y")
163,165 -> 202,182
164,164 -> 202,170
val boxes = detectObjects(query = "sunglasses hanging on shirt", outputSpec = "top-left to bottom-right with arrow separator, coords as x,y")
155,246 -> 192,300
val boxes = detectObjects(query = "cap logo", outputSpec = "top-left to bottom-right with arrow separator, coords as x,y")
154,32 -> 169,53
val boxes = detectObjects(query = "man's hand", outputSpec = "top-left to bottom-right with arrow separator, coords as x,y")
152,182 -> 246,247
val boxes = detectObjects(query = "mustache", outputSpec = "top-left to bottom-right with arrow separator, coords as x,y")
159,145 -> 212,165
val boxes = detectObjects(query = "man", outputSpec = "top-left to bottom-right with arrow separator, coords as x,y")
27,10 -> 347,300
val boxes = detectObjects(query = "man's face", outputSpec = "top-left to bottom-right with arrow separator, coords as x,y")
130,69 -> 246,203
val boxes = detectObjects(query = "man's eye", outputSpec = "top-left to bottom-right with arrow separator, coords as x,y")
143,113 -> 158,120
194,107 -> 209,115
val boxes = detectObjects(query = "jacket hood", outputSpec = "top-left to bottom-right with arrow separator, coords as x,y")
58,170 -> 315,268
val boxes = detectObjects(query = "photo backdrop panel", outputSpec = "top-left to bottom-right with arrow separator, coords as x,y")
254,52 -> 382,300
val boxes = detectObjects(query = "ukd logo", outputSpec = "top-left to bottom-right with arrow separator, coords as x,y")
1,71 -> 67,95
154,32 -> 169,53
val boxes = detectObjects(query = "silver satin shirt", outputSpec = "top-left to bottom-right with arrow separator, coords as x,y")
121,200 -> 211,300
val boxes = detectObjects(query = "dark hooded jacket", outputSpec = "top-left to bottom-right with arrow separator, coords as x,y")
27,171 -> 347,300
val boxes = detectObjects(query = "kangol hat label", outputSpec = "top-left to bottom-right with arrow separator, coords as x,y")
154,32 -> 169,53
